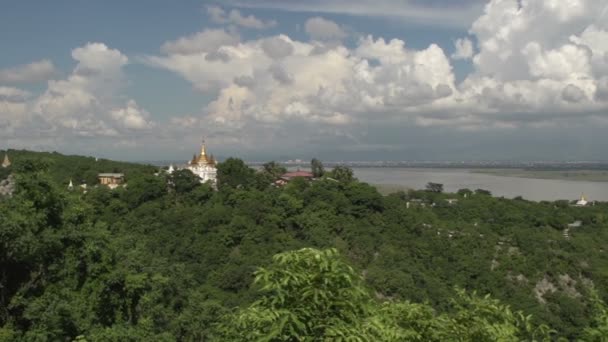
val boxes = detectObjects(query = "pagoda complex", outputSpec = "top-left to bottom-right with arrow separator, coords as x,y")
186,140 -> 217,186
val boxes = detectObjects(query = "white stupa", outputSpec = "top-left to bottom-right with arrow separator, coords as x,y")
2,153 -> 11,168
576,194 -> 588,206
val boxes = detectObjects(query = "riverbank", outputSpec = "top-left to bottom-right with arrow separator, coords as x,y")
471,169 -> 608,182
372,183 -> 412,195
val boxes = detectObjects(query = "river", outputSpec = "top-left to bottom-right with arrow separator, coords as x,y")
350,168 -> 608,202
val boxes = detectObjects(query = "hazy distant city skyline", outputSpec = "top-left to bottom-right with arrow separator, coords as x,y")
1,0 -> 608,161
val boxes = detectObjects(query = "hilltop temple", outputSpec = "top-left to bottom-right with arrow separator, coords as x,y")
184,140 -> 217,185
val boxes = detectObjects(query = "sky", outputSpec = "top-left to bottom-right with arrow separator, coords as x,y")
1,0 -> 608,162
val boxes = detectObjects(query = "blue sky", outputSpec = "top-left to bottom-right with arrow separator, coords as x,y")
1,0 -> 608,161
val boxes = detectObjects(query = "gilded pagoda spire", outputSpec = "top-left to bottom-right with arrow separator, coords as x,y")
196,138 -> 212,164
200,138 -> 208,157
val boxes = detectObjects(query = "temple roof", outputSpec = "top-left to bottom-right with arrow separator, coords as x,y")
190,140 -> 216,166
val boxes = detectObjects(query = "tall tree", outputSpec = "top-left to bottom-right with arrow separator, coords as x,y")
170,169 -> 200,195
426,182 -> 444,193
310,158 -> 325,178
216,158 -> 256,190
330,165 -> 354,183
262,161 -> 287,180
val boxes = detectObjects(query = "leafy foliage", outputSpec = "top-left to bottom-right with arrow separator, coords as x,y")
216,248 -> 553,341
0,150 -> 607,340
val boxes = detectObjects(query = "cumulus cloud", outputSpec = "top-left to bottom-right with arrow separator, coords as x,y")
0,87 -> 29,135
0,42 -> 154,144
0,86 -> 30,101
110,100 -> 154,129
144,0 -> 608,150
161,29 -> 240,55
207,5 -> 277,29
0,59 -> 57,83
223,0 -> 485,28
261,35 -> 294,59
452,38 -> 474,60
562,84 -> 587,103
146,29 -> 457,145
304,17 -> 348,41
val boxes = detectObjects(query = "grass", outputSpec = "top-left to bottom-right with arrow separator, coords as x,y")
373,184 -> 412,195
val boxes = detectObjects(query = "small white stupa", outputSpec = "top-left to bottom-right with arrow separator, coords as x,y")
2,153 -> 11,168
576,194 -> 588,206
168,164 -> 175,174
68,179 -> 74,190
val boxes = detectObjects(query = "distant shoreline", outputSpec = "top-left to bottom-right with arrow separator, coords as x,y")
470,169 -> 608,182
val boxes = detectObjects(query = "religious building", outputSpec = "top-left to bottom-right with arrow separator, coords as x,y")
98,173 -> 125,189
2,153 -> 11,168
575,194 -> 589,206
185,140 -> 217,186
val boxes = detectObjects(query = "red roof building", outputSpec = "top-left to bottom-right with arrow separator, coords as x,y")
275,171 -> 315,186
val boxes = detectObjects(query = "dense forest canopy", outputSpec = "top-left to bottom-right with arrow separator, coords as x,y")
0,150 -> 607,341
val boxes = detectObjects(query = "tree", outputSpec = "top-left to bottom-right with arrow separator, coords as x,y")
581,291 -> 608,341
214,248 -> 552,341
214,248 -> 375,340
170,169 -> 200,195
330,165 -> 354,183
457,188 -> 473,197
216,158 -> 256,190
262,161 -> 286,180
426,182 -> 444,193
122,173 -> 167,208
475,189 -> 492,196
310,158 -> 325,178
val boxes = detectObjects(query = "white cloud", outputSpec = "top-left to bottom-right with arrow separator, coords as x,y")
147,29 -> 458,144
562,84 -> 587,103
261,35 -> 294,59
161,28 -> 240,55
207,5 -> 277,29
0,87 -> 29,135
110,100 -> 154,130
0,86 -> 30,100
0,42 -> 155,143
452,38 -> 474,60
447,0 -> 608,122
146,0 -> 608,149
0,59 -> 57,83
223,0 -> 485,29
304,17 -> 348,41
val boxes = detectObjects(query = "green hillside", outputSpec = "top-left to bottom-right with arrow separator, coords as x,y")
0,153 -> 607,340
0,149 -> 156,186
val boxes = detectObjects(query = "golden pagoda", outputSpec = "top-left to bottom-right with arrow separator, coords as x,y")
185,139 -> 218,185
2,153 -> 10,168
190,140 -> 215,166
576,193 -> 588,206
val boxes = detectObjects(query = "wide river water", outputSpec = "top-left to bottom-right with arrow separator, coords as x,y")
349,168 -> 608,202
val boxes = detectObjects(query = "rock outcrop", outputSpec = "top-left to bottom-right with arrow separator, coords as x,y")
0,174 -> 15,198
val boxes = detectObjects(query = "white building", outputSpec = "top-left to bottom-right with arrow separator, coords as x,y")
186,141 -> 217,186
576,194 -> 588,206
2,153 -> 11,168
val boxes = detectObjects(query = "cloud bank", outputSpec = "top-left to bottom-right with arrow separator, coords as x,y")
2,0 -> 608,159
144,0 -> 608,145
